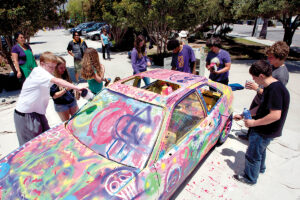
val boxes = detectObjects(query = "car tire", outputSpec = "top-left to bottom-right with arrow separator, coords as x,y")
217,114 -> 232,145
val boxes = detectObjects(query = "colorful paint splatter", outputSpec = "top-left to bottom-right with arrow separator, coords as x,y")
0,69 -> 233,199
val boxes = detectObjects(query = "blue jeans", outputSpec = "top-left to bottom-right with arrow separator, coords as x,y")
244,129 -> 272,184
133,71 -> 150,87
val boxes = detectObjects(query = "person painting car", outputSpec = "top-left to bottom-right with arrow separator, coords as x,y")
233,60 -> 290,185
239,41 -> 290,140
14,52 -> 84,146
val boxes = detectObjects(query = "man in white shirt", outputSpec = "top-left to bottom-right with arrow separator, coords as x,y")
14,51 -> 84,146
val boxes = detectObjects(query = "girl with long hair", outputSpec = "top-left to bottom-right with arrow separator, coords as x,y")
81,48 -> 110,94
131,35 -> 151,87
50,56 -> 79,121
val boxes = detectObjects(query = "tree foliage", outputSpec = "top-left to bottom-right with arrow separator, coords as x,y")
232,0 -> 300,45
0,0 -> 67,72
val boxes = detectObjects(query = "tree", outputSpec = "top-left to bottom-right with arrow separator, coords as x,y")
0,0 -> 67,72
119,0 -> 201,54
67,0 -> 92,24
233,0 -> 300,46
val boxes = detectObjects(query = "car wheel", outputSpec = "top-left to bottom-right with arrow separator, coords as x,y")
93,35 -> 100,40
218,114 -> 232,144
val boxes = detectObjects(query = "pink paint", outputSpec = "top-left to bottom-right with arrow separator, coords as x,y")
204,189 -> 209,193
224,186 -> 228,190
32,179 -> 42,183
33,189 -> 41,196
23,176 -> 30,185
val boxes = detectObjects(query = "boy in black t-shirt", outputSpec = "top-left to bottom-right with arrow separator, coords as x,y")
233,60 -> 290,185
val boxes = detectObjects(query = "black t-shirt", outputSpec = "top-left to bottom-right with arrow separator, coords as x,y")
50,84 -> 75,105
253,81 -> 290,138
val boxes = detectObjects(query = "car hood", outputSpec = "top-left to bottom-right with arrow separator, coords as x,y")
0,124 -> 140,199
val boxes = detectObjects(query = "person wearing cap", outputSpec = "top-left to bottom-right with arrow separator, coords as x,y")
167,39 -> 196,74
206,37 -> 231,85
179,30 -> 188,45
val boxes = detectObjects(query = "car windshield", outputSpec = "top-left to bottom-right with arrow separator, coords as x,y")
66,89 -> 164,169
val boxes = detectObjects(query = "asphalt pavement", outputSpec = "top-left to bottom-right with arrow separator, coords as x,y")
0,29 -> 299,200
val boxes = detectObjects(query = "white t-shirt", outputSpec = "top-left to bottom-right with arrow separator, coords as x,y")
16,66 -> 54,115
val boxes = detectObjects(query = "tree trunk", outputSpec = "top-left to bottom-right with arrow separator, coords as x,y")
259,18 -> 268,39
251,18 -> 258,37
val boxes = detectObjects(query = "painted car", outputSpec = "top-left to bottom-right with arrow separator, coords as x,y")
0,69 -> 233,199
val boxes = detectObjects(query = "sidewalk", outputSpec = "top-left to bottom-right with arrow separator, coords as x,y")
228,32 -> 300,54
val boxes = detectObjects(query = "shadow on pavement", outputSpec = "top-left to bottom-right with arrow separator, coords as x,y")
221,148 -> 245,174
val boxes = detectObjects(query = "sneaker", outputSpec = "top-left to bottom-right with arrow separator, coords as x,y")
233,174 -> 255,186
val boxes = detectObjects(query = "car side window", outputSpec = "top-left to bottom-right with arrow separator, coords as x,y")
165,92 -> 205,148
199,85 -> 222,112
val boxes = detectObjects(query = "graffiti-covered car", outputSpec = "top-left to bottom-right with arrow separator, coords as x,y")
0,69 -> 233,199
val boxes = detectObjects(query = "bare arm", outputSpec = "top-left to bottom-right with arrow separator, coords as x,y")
190,62 -> 196,74
68,50 -> 74,57
93,73 -> 104,83
215,62 -> 231,74
245,109 -> 281,127
51,77 -> 82,91
52,89 -> 67,99
11,53 -> 22,78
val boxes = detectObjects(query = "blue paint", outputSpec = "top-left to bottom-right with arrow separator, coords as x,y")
0,163 -> 10,179
64,195 -> 78,200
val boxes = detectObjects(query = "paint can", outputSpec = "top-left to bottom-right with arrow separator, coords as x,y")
81,88 -> 94,100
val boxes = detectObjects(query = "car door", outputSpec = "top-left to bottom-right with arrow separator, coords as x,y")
197,84 -> 224,150
153,90 -> 207,199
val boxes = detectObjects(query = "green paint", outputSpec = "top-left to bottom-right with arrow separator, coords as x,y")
145,172 -> 161,196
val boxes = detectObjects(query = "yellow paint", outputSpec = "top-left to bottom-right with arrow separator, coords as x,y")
146,181 -> 150,188
144,128 -> 152,134
161,163 -> 166,170
173,158 -> 176,163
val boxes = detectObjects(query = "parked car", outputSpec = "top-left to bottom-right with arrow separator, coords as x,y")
81,22 -> 105,36
69,22 -> 89,34
85,27 -> 102,40
0,69 -> 233,199
70,22 -> 95,35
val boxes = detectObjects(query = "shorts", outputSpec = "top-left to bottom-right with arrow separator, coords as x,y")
74,60 -> 82,73
54,100 -> 77,112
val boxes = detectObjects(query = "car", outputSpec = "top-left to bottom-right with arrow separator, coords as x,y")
70,22 -> 95,35
85,27 -> 102,40
0,69 -> 233,199
81,22 -> 105,36
69,22 -> 89,34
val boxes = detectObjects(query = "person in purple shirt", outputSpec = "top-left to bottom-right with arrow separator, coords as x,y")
167,39 -> 196,74
131,35 -> 151,87
206,37 -> 231,85
11,32 -> 37,79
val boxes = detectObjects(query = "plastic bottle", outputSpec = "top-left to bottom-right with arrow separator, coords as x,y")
243,108 -> 252,119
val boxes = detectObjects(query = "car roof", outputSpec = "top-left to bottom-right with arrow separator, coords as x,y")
108,69 -> 207,107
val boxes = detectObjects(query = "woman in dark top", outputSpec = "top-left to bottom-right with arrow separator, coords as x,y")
50,56 -> 79,121
11,32 -> 37,79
